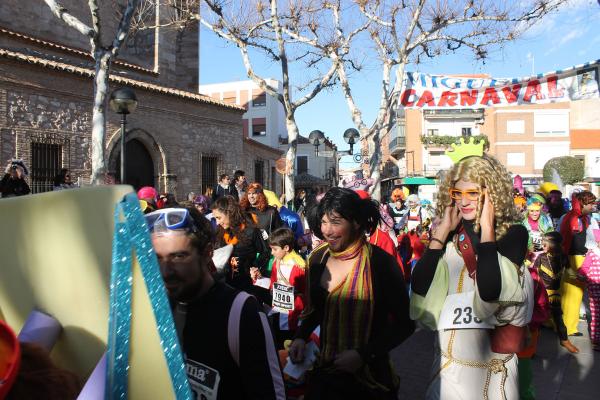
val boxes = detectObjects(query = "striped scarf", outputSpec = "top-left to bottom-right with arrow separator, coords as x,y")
321,240 -> 374,363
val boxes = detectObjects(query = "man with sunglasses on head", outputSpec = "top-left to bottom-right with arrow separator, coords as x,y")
147,207 -> 285,400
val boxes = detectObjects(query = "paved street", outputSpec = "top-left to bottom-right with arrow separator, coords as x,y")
391,320 -> 600,399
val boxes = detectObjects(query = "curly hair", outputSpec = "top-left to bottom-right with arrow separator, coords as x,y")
239,182 -> 268,212
211,195 -> 255,246
436,155 -> 520,240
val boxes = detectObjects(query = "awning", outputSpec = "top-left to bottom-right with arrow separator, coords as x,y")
402,177 -> 436,185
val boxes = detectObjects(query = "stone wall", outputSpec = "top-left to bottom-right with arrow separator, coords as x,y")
0,0 -> 198,91
0,56 -> 245,199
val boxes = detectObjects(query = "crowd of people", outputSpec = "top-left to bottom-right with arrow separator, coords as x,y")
2,153 -> 600,399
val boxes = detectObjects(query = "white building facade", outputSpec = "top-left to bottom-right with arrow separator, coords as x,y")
199,79 -> 287,149
199,79 -> 336,186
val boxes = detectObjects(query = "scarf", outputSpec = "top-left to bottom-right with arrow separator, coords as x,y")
223,224 -> 245,246
321,240 -> 374,363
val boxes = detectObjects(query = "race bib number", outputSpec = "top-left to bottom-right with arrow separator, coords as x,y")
272,282 -> 294,312
186,359 -> 221,400
261,229 -> 269,241
531,231 -> 543,251
438,292 -> 493,330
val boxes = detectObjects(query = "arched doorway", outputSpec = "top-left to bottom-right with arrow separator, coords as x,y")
115,139 -> 155,190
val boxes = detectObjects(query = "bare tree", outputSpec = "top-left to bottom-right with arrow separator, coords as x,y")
287,0 -> 565,200
138,0 -> 364,202
43,0 -> 139,184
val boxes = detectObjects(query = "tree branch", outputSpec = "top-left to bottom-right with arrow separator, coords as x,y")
110,0 -> 141,58
44,0 -> 95,39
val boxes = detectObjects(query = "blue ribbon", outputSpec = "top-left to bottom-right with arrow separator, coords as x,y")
106,193 -> 192,399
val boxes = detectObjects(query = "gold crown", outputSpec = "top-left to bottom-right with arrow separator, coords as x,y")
445,136 -> 485,164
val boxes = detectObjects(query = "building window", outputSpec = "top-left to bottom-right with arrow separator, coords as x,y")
31,142 -> 62,194
200,154 -> 218,195
223,96 -> 237,105
253,93 -> 267,107
426,129 -> 439,136
254,160 -> 265,185
297,156 -> 308,175
461,127 -> 472,136
271,166 -> 277,191
506,120 -> 525,134
506,152 -> 526,166
252,124 -> 267,136
534,112 -> 569,137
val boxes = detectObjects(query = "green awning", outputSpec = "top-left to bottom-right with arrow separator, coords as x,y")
402,177 -> 436,185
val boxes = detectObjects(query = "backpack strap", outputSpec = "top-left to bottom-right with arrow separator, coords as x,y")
228,291 -> 251,367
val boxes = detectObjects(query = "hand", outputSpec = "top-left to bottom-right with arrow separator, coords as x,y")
249,267 -> 261,281
333,350 -> 363,373
437,205 -> 461,234
480,189 -> 495,241
289,338 -> 306,364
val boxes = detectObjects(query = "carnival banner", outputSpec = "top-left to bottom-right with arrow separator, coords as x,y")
399,59 -> 600,108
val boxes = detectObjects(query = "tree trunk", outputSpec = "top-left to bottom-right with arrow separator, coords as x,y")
90,51 -> 111,185
284,116 -> 299,204
369,129 -> 382,201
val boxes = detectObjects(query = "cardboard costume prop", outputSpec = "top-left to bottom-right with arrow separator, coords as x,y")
0,186 -> 192,399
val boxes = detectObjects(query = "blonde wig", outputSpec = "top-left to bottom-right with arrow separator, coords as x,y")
436,155 -> 520,240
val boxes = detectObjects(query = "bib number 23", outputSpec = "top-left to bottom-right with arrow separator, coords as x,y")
452,306 -> 482,325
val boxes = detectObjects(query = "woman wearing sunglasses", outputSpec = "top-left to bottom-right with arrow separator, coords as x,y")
411,154 -> 532,400
211,196 -> 271,295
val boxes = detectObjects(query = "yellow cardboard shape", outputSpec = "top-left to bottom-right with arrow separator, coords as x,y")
0,186 -> 175,399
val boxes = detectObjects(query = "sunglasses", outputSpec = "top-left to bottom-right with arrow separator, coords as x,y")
145,208 -> 197,234
449,188 -> 482,201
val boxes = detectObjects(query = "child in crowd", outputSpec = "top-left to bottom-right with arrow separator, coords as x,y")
533,232 -> 579,353
517,261 -> 550,400
268,227 -> 306,349
578,229 -> 600,351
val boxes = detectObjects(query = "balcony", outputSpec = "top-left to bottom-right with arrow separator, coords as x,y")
389,136 -> 406,156
423,108 -> 484,120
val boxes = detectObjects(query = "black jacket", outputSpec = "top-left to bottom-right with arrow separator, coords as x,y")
217,226 -> 271,292
296,244 -> 414,389
177,281 -> 285,399
250,206 -> 283,236
0,174 -> 30,197
212,184 -> 239,202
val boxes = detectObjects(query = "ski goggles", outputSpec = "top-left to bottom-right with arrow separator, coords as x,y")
145,208 -> 197,234
449,188 -> 481,201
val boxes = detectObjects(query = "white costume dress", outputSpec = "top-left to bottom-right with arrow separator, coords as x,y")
410,240 -> 534,400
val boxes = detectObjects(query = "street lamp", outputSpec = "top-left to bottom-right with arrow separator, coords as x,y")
308,130 -> 326,156
342,128 -> 360,155
109,87 -> 138,184
310,128 -> 361,157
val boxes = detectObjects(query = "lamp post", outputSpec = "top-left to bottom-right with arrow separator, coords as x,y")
109,87 -> 138,184
342,128 -> 360,155
309,128 -> 360,156
308,130 -> 326,156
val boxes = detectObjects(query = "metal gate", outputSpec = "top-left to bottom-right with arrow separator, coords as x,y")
30,142 -> 63,194
200,154 -> 218,195
254,159 -> 265,186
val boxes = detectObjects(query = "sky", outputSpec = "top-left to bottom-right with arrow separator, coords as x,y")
199,0 -> 600,167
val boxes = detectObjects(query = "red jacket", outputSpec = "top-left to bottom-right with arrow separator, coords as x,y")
269,251 -> 306,330
369,228 -> 406,279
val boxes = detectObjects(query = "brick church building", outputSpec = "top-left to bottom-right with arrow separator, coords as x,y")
0,0 -> 282,197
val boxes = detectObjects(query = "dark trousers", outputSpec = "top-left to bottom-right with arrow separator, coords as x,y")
551,300 -> 568,341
